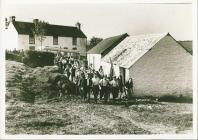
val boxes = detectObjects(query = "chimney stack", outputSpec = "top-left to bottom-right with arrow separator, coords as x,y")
9,16 -> 15,22
33,19 -> 39,24
5,18 -> 9,29
75,22 -> 81,30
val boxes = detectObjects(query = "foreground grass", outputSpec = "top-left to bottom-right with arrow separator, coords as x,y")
5,60 -> 193,134
6,96 -> 192,135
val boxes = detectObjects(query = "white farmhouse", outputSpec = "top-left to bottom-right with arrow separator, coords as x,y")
4,16 -> 87,57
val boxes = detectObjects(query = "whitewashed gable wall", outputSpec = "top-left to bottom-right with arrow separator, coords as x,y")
3,23 -> 18,50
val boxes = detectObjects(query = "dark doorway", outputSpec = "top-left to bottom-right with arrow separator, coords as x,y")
119,67 -> 125,84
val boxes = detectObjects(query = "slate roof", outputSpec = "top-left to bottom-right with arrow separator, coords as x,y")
102,33 -> 168,69
12,21 -> 87,38
87,33 -> 128,56
178,41 -> 192,54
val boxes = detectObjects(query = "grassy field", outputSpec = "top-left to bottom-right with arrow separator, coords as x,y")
6,97 -> 192,135
5,60 -> 193,135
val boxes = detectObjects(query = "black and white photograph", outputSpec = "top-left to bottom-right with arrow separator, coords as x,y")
0,0 -> 197,139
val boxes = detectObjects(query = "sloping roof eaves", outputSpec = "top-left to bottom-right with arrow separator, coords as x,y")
87,33 -> 128,55
178,41 -> 192,55
102,33 -> 129,57
13,22 -> 33,35
13,21 -> 87,38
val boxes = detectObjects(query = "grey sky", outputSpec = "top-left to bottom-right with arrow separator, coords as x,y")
3,2 -> 192,40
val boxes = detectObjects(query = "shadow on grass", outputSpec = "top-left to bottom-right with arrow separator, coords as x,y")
44,94 -> 192,107
84,94 -> 192,107
158,95 -> 192,103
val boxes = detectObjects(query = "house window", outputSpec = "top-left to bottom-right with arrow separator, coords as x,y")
72,37 -> 77,45
29,35 -> 35,44
53,36 -> 58,45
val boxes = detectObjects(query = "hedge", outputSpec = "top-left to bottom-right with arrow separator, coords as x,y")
6,52 -> 23,62
23,50 -> 55,68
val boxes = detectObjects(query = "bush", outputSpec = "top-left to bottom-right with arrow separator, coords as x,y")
23,50 -> 55,67
6,52 -> 23,62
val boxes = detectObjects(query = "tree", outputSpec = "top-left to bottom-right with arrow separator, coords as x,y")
32,20 -> 48,50
87,36 -> 103,50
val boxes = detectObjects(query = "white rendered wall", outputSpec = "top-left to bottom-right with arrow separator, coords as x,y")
18,35 -> 86,56
87,54 -> 101,70
3,23 -> 18,50
87,54 -> 120,77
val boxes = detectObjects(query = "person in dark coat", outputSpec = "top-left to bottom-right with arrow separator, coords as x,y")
104,77 -> 111,104
70,65 -> 76,82
58,56 -> 63,71
99,75 -> 108,100
86,74 -> 93,103
125,78 -> 134,100
118,75 -> 124,99
98,66 -> 104,78
74,75 -> 80,95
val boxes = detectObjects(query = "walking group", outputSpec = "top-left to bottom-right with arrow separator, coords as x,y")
54,53 -> 134,104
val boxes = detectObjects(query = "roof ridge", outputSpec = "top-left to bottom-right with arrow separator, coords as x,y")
128,32 -> 168,38
87,33 -> 128,54
12,20 -> 87,38
103,33 -> 128,40
14,21 -> 77,28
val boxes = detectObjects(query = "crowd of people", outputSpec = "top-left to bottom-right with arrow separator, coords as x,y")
54,53 -> 134,103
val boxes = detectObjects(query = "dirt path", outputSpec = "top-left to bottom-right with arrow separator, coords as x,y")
115,109 -> 177,134
55,102 -> 192,134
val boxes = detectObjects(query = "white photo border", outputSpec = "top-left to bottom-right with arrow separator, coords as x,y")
0,0 -> 197,139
